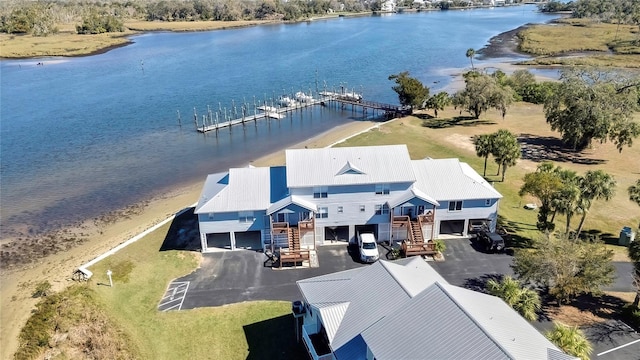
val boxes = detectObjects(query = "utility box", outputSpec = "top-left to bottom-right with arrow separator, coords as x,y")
619,227 -> 636,246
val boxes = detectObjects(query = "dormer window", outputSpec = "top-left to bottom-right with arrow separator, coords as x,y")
313,186 -> 328,198
375,184 -> 390,195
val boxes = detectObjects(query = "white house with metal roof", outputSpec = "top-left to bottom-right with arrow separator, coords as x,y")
296,258 -> 577,360
194,144 -> 502,252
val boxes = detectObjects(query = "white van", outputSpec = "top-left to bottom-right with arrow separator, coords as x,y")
358,233 -> 379,263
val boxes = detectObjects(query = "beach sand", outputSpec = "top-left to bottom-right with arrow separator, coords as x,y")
0,119 -> 377,359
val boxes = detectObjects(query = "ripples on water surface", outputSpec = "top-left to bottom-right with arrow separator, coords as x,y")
0,5 -> 559,237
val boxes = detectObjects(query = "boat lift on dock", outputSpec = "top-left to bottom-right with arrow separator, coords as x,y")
191,87 -> 408,134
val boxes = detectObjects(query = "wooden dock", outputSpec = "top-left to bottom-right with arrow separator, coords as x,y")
194,89 -> 407,134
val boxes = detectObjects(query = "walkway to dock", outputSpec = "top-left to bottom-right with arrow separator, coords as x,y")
193,90 -> 407,134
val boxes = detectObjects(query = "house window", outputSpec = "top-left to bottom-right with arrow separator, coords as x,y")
485,199 -> 491,206
208,213 -> 214,220
375,184 -> 390,195
337,206 -> 343,214
360,205 -> 366,212
313,186 -> 328,198
316,207 -> 328,219
238,211 -> 254,222
448,201 -> 463,212
375,204 -> 389,215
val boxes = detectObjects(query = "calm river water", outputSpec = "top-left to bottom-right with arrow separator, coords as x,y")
0,5 -> 559,237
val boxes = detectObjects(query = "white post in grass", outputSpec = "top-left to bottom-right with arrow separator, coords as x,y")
106,270 -> 113,287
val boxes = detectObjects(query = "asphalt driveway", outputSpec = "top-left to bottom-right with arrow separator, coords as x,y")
175,244 -> 366,309
171,238 -> 634,309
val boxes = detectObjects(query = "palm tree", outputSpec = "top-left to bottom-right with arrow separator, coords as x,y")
629,179 -> 640,206
549,168 -> 578,231
556,181 -> 581,237
575,170 -> 616,238
545,322 -> 593,360
487,276 -> 541,321
491,129 -> 521,181
465,48 -> 476,69
473,134 -> 493,177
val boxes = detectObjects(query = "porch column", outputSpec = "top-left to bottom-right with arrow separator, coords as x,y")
200,232 -> 208,253
230,232 -> 236,250
348,225 -> 356,243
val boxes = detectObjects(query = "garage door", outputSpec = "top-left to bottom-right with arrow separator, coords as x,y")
440,220 -> 465,235
235,231 -> 262,251
206,233 -> 231,250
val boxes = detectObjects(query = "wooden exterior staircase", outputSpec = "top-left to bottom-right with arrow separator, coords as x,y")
410,221 -> 424,243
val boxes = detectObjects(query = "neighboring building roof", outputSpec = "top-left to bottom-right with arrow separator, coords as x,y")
285,145 -> 416,188
387,187 -> 440,208
194,171 -> 229,214
411,158 -> 503,201
195,166 -> 276,213
266,195 -> 317,215
297,258 -> 572,360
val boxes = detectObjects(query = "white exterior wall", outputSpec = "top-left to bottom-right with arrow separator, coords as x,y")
290,182 -> 411,244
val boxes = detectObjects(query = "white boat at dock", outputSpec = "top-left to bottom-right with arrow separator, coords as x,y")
278,96 -> 298,108
294,91 -> 314,103
257,105 -> 285,119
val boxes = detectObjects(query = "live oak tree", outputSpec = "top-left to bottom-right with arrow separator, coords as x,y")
629,179 -> 640,207
452,72 -> 516,119
544,68 -> 640,152
388,72 -> 430,111
512,235 -> 615,304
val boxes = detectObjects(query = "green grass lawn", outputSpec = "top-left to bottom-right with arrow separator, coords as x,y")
88,213 -> 304,360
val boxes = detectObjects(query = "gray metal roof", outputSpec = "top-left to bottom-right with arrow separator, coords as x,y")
297,258 -> 569,360
362,283 -> 511,360
316,302 -> 350,345
194,167 -> 271,213
446,285 -> 570,360
285,145 -> 416,188
266,195 -> 317,215
387,187 -> 440,208
194,172 -> 229,214
411,158 -> 503,201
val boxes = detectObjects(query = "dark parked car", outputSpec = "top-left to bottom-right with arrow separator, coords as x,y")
476,230 -> 505,253
468,220 -> 488,237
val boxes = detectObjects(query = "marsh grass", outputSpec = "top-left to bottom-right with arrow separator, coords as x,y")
518,18 -> 640,67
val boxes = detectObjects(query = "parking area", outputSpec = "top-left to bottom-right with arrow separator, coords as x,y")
175,245 -> 367,309
158,281 -> 190,311
586,320 -> 640,360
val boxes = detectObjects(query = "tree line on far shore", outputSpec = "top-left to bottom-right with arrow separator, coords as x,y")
0,0 -> 512,36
